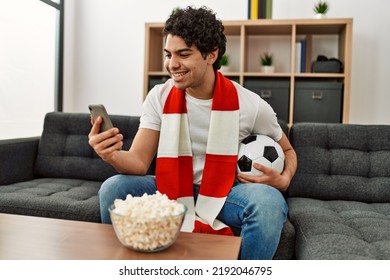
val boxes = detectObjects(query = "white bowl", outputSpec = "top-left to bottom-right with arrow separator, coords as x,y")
109,203 -> 186,252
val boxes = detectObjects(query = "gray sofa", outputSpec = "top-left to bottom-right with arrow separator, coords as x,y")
287,123 -> 390,259
1,112 -> 389,259
0,112 -> 154,222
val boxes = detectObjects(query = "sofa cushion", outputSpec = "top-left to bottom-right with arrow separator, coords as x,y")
34,112 -> 146,181
288,123 -> 390,202
0,178 -> 101,222
288,197 -> 390,259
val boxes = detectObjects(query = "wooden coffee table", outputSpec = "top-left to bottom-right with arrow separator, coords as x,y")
0,213 -> 241,260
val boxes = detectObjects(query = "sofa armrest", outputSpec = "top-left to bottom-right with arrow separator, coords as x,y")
278,119 -> 289,136
0,136 -> 40,185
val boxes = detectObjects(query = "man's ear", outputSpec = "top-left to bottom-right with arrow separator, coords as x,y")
207,49 -> 219,65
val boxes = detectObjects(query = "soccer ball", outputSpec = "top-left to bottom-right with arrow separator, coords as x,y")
237,135 -> 285,176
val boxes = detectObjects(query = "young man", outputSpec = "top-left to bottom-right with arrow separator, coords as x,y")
88,6 -> 297,259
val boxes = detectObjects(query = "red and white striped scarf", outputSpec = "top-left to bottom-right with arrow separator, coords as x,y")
156,72 -> 239,235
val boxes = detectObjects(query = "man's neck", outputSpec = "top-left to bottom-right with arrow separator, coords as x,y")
186,70 -> 216,100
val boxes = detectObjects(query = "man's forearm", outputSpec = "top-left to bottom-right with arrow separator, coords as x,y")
280,147 -> 297,191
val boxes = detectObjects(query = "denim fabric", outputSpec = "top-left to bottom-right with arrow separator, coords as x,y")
98,174 -> 288,260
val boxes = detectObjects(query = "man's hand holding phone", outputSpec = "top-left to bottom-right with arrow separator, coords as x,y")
88,105 -> 123,161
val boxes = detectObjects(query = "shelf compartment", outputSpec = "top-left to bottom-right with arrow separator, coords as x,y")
293,81 -> 343,123
244,78 -> 290,123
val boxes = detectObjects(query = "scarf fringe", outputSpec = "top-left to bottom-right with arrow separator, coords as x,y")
194,220 -> 234,236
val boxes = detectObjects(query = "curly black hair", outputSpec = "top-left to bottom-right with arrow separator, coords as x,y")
163,6 -> 226,71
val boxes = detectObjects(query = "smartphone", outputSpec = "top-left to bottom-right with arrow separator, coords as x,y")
88,104 -> 114,132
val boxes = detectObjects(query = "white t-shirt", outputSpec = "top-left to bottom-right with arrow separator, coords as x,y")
140,78 -> 283,184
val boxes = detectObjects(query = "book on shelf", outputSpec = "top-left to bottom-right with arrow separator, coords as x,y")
295,38 -> 307,73
248,0 -> 257,19
259,0 -> 266,19
266,0 -> 273,19
300,38 -> 307,73
248,0 -> 272,19
295,42 -> 302,73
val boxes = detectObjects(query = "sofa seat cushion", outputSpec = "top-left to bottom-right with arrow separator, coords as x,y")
0,178 -> 101,222
288,197 -> 390,259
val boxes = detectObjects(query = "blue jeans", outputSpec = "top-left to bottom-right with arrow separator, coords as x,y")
98,174 -> 288,260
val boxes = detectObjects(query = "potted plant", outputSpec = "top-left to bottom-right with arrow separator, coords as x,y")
313,1 -> 329,18
260,52 -> 274,73
220,54 -> 230,73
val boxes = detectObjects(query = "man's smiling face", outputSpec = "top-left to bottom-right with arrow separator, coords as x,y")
164,34 -> 213,93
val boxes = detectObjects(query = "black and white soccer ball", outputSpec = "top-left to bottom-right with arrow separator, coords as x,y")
237,135 -> 285,176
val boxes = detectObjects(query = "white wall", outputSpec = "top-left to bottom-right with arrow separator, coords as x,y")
0,0 -> 56,139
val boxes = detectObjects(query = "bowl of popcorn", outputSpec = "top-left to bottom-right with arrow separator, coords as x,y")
109,191 -> 186,252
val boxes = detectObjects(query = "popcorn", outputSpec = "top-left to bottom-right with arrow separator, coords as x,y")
110,191 -> 186,252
